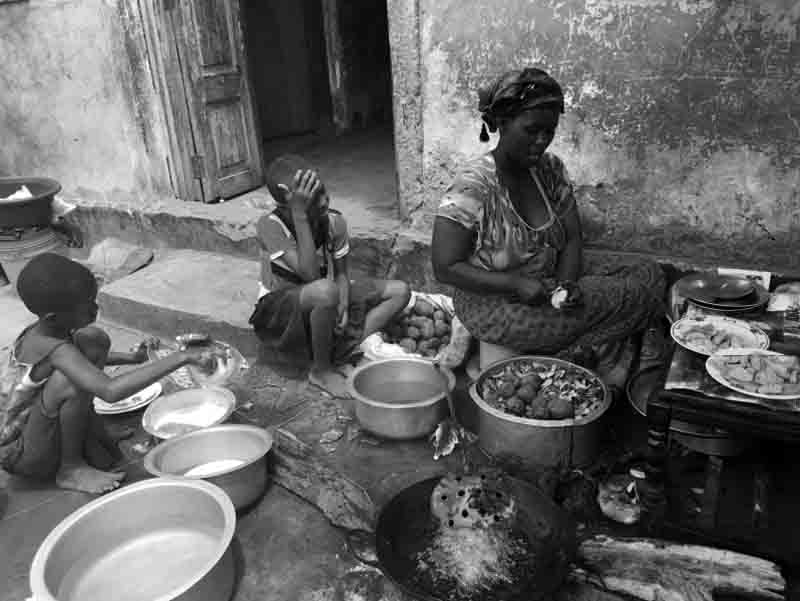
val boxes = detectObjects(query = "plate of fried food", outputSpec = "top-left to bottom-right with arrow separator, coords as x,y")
670,315 -> 769,356
706,348 -> 800,400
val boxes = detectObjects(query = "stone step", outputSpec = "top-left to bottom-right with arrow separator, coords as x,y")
97,249 -> 261,357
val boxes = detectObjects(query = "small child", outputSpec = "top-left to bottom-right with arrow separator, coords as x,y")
0,253 -> 222,494
250,154 -> 411,397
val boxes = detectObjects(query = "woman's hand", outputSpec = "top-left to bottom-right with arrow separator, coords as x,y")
286,169 -> 321,213
512,277 -> 547,305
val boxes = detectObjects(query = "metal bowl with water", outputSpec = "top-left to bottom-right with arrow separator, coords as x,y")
142,387 -> 236,440
144,424 -> 274,510
347,358 -> 455,440
29,479 -> 236,601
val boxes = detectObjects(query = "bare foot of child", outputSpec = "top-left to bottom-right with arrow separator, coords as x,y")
308,369 -> 351,398
335,363 -> 355,378
56,463 -> 125,494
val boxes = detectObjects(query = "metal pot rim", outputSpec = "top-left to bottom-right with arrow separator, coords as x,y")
470,355 -> 612,427
347,358 -> 456,409
143,424 -> 274,479
0,176 -> 61,205
29,478 -> 236,601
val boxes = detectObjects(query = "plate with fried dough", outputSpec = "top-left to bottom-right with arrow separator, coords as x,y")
706,348 -> 800,400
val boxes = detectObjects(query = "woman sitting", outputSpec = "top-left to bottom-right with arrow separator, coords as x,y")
431,67 -> 665,380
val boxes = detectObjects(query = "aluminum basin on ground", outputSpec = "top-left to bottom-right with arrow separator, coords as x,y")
142,386 -> 236,440
144,424 -> 274,510
29,478 -> 236,601
348,358 -> 455,440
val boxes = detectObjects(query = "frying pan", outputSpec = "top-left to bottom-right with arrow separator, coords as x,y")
346,474 -> 576,601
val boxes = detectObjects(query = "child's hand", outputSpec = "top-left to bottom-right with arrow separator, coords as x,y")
131,338 -> 160,363
183,348 -> 226,373
287,169 -> 321,212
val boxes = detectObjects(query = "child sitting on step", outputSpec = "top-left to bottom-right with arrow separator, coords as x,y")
0,253 -> 223,494
250,154 -> 411,397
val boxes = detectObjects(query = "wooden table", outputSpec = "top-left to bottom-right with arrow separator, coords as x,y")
643,279 -> 800,565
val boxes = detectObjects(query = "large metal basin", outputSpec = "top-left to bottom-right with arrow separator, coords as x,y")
348,358 -> 455,440
29,479 -> 236,601
144,424 -> 273,510
0,177 -> 61,227
142,387 -> 236,440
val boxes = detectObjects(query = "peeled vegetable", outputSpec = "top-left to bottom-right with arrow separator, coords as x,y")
480,358 -> 604,422
548,397 -> 574,419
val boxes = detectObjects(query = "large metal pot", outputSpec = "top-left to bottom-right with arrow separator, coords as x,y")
144,424 -> 273,510
347,358 -> 455,440
29,478 -> 236,601
469,356 -> 612,469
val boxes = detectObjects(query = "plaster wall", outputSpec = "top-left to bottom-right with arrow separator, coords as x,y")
0,0 -> 172,207
395,0 -> 800,271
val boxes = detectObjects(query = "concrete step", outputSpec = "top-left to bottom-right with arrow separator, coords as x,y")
97,249 -> 261,356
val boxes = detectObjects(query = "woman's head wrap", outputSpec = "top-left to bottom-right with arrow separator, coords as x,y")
265,154 -> 315,206
16,253 -> 98,317
478,68 -> 565,142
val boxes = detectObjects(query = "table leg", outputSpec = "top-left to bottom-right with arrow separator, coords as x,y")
642,396 -> 671,513
753,460 -> 770,532
697,455 -> 723,530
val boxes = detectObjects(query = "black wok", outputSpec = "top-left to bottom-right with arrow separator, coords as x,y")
346,474 -> 576,601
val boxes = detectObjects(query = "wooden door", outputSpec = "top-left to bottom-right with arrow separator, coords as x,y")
166,0 -> 263,202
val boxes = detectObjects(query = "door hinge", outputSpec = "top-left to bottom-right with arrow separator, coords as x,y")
191,156 -> 205,179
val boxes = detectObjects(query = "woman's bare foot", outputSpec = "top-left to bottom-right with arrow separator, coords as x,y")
309,369 -> 351,398
56,463 -> 125,494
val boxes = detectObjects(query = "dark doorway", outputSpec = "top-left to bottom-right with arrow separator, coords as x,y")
243,0 -> 333,144
242,0 -> 395,164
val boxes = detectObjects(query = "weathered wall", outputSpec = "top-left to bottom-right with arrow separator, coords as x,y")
399,0 -> 800,271
0,0 -> 172,207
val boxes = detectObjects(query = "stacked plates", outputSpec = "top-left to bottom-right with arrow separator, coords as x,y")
678,274 -> 769,314
93,382 -> 163,415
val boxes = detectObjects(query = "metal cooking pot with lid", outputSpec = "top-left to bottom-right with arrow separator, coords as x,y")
346,471 -> 576,601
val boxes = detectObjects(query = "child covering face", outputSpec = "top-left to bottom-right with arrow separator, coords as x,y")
250,154 -> 411,397
0,253 -> 224,494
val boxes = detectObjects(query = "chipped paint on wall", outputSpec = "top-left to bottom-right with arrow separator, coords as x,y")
0,0 -> 171,205
410,0 -> 800,270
